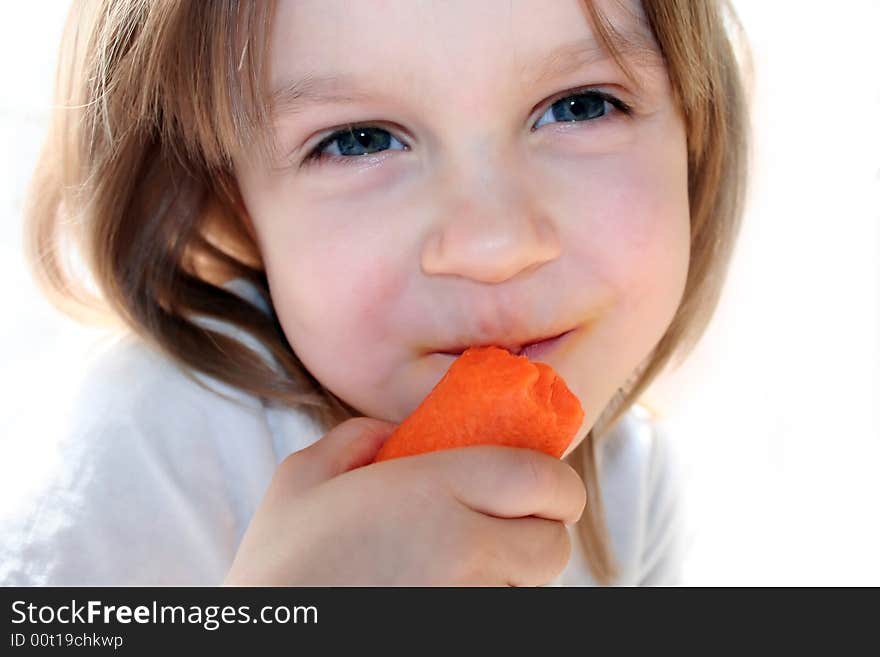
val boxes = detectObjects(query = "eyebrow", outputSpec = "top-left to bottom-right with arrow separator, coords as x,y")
269,28 -> 661,117
520,28 -> 661,87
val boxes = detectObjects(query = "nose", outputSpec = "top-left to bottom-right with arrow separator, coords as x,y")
420,150 -> 561,284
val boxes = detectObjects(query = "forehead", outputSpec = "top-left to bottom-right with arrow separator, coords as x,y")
268,0 -> 661,111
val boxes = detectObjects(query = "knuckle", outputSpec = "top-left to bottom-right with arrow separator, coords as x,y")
338,415 -> 381,435
562,462 -> 588,522
275,449 -> 302,479
448,544 -> 481,586
515,449 -> 555,501
550,522 -> 572,576
274,446 -> 319,490
514,519 -> 571,586
451,524 -> 495,585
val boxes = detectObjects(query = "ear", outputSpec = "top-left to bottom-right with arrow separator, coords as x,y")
218,173 -> 259,249
232,188 -> 266,271
222,173 -> 261,246
238,203 -> 259,244
201,172 -> 265,274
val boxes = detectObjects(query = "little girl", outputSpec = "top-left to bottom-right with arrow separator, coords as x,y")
2,0 -> 749,586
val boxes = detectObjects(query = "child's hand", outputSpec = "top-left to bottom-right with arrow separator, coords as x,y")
223,416 -> 586,586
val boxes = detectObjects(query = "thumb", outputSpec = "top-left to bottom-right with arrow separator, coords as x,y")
275,416 -> 398,497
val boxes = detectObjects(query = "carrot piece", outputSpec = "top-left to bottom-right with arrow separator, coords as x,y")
372,345 -> 584,462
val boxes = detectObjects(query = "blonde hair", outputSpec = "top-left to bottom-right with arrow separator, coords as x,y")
25,0 -> 751,585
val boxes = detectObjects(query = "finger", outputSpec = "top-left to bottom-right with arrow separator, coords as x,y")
428,445 -> 587,525
274,416 -> 398,497
473,515 -> 572,586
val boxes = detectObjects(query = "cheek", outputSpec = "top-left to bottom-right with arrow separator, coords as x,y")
541,139 -> 689,433
262,213 -> 410,375
560,145 -> 691,321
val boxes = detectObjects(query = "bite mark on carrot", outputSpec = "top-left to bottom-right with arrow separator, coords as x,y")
372,346 -> 584,462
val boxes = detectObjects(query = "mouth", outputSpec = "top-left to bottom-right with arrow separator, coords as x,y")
434,327 -> 577,358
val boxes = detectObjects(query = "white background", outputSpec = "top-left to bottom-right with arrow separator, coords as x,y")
1,1 -> 878,585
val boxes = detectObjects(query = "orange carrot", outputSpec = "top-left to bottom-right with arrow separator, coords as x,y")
372,345 -> 583,462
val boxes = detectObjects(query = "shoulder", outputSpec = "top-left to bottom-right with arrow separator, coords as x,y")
0,330 -> 277,585
60,329 -> 278,472
597,404 -> 686,585
74,275 -> 277,422
73,329 -> 266,425
64,280 -> 328,479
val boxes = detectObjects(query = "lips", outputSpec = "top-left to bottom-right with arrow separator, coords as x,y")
435,328 -> 574,357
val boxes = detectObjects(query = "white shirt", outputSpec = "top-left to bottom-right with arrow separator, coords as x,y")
0,278 -> 685,586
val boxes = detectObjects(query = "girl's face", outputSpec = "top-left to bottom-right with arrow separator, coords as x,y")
234,0 -> 690,455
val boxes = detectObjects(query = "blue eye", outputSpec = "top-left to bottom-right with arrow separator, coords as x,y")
300,88 -> 632,168
532,89 -> 632,130
301,125 -> 408,167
